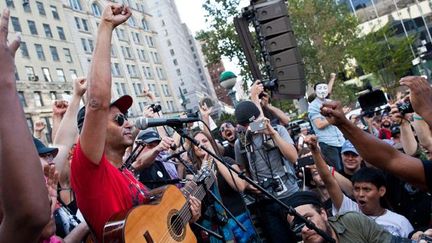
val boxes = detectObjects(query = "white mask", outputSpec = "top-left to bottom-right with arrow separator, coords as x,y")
315,84 -> 328,99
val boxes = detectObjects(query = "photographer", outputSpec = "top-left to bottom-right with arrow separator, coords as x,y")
233,100 -> 299,242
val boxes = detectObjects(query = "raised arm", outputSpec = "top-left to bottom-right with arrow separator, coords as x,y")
327,73 -> 336,96
0,9 -> 50,242
80,4 -> 131,164
304,135 -> 344,210
261,92 -> 290,125
51,100 -> 68,141
412,117 -> 432,155
53,78 -> 86,173
250,80 -> 265,119
321,100 -> 427,191
261,119 -> 298,163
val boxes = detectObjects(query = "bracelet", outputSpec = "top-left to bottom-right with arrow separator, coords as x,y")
413,114 -> 424,120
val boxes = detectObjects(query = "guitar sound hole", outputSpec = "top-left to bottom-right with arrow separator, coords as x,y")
170,215 -> 183,235
167,209 -> 186,241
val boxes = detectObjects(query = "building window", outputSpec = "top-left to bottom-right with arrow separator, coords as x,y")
23,1 -> 31,12
34,44 -> 45,60
50,91 -> 57,101
34,91 -> 44,107
36,1 -> 45,15
51,5 -> 59,20
28,20 -> 38,35
74,17 -> 80,29
120,83 -> 128,95
56,69 -> 66,82
170,49 -> 175,56
151,52 -> 160,63
137,49 -> 147,62
115,83 -> 122,95
176,69 -> 181,76
70,69 -> 78,80
91,3 -> 101,16
173,59 -> 178,66
81,38 -> 90,53
43,24 -> 52,38
11,16 -> 21,32
143,67 -> 153,79
26,117 -> 34,133
128,16 -> 137,27
63,48 -> 72,63
18,91 -> 27,107
167,39 -> 171,46
20,42 -> 29,58
132,32 -> 141,44
112,63 -> 122,76
57,27 -> 66,40
111,47 -> 117,57
69,0 -> 82,11
25,66 -> 36,81
88,39 -> 94,52
127,64 -> 139,78
42,67 -> 52,82
43,116 -> 52,144
121,46 -> 133,59
157,68 -> 166,80
49,46 -> 59,61
145,36 -> 155,47
142,19 -> 149,31
116,28 -> 128,41
6,0 -> 14,8
82,19 -> 89,31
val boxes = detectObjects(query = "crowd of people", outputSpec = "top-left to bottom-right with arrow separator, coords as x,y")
2,3 -> 432,243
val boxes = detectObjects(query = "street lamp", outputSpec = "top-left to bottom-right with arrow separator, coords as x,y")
219,71 -> 238,107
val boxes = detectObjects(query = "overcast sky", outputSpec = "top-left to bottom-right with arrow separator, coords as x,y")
173,0 -> 250,75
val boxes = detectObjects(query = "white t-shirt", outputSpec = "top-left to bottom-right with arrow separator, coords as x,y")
332,194 -> 414,237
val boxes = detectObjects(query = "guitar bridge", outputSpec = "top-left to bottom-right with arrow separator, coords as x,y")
143,231 -> 153,243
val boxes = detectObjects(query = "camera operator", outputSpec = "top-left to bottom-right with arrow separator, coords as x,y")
233,100 -> 299,242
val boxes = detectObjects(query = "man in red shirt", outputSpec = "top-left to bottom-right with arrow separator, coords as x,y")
70,4 -> 200,242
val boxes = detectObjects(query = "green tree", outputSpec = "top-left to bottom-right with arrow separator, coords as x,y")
349,25 -> 415,96
198,0 -> 359,105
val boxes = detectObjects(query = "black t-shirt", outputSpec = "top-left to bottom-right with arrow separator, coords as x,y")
138,161 -> 173,189
338,170 -> 354,181
216,157 -> 247,217
223,143 -> 236,160
422,160 -> 432,193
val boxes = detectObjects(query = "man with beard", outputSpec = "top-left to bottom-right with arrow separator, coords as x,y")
379,112 -> 393,139
287,191 -> 397,243
220,121 -> 237,159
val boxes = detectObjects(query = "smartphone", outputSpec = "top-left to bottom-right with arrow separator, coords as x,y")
250,119 -> 266,132
297,155 -> 315,167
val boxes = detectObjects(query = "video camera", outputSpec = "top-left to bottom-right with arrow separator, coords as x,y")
358,89 -> 390,117
149,104 -> 162,113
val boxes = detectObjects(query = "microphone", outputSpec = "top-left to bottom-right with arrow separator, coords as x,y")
162,150 -> 187,162
135,117 -> 200,130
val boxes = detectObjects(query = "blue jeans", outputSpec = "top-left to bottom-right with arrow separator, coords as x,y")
227,212 -> 261,243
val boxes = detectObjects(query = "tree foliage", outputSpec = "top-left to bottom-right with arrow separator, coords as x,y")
349,25 -> 415,95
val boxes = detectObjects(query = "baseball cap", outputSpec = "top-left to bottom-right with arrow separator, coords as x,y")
137,129 -> 161,144
77,95 -> 133,132
234,101 -> 261,126
341,140 -> 359,155
33,137 -> 58,157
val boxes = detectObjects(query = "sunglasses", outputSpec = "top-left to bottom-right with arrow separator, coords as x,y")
114,113 -> 128,126
219,123 -> 233,133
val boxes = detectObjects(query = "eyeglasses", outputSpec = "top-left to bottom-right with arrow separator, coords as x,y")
219,123 -> 233,133
114,113 -> 128,126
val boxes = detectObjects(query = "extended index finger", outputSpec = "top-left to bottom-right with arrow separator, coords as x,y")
0,9 -> 10,43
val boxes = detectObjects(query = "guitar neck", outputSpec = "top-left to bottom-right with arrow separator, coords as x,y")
179,172 -> 215,222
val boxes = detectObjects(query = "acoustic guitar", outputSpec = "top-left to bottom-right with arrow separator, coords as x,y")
101,169 -> 215,243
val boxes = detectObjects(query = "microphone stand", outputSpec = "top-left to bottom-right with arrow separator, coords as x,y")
171,125 -> 336,243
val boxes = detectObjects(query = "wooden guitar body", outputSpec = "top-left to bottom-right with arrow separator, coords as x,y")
103,186 -> 197,243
